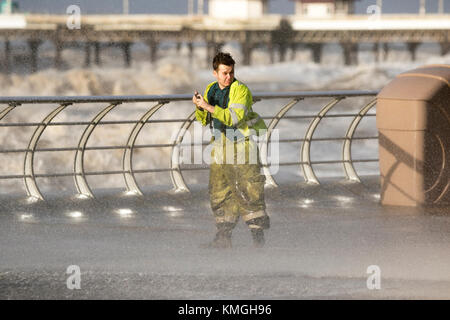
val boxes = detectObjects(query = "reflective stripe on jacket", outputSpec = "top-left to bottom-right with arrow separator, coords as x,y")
195,80 -> 267,138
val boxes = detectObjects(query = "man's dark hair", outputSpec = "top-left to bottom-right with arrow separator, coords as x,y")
213,52 -> 235,71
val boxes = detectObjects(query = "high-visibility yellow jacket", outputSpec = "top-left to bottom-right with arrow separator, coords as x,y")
195,79 -> 267,140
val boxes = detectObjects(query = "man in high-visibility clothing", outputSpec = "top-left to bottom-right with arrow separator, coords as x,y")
193,52 -> 270,248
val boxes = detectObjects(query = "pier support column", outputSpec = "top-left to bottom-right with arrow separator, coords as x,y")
407,42 -> 420,61
373,42 -> 380,63
309,43 -> 323,64
3,40 -> 10,74
84,42 -> 91,67
121,42 -> 132,67
383,43 -> 389,61
94,42 -> 102,66
148,40 -> 159,63
28,40 -> 41,73
341,42 -> 358,66
187,42 -> 194,63
278,44 -> 288,63
240,32 -> 253,66
206,42 -> 213,65
268,42 -> 275,64
54,40 -> 63,69
440,42 -> 450,56
290,43 -> 297,61
241,42 -> 252,65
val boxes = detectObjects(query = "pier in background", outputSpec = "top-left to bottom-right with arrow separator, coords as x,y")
0,14 -> 449,72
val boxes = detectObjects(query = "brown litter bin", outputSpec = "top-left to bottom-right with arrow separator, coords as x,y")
376,64 -> 450,207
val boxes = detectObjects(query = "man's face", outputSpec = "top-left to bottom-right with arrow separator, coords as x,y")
213,64 -> 235,89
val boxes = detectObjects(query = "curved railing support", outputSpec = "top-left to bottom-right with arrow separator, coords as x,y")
0,104 -> 19,121
261,98 -> 302,187
24,103 -> 71,201
342,98 -> 377,182
300,97 -> 344,184
74,103 -> 121,199
169,111 -> 197,193
122,102 -> 166,196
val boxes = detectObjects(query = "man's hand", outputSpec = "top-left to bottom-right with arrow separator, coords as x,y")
193,91 -> 215,113
192,91 -> 202,108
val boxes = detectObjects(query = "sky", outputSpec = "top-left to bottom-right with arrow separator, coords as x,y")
11,0 -> 450,15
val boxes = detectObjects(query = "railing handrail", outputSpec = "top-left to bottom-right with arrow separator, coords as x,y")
0,90 -> 379,201
0,90 -> 379,105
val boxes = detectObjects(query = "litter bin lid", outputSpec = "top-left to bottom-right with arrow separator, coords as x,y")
377,65 -> 450,103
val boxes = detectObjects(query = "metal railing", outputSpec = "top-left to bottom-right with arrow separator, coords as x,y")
0,90 -> 379,201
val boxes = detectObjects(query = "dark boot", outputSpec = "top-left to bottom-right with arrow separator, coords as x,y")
202,223 -> 233,249
251,228 -> 265,248
211,229 -> 232,249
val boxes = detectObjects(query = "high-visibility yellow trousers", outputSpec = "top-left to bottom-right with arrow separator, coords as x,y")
208,136 -> 270,230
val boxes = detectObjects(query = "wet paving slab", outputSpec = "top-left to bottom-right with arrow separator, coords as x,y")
1,176 -> 450,299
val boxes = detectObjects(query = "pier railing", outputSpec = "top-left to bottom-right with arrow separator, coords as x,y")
0,90 -> 378,201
